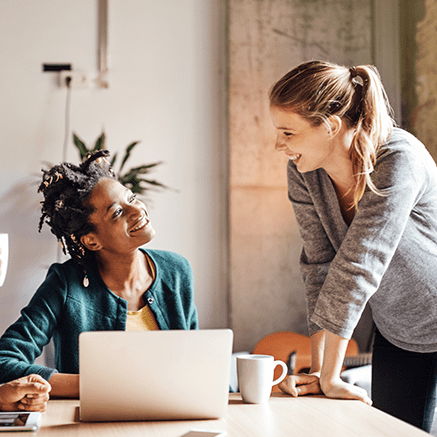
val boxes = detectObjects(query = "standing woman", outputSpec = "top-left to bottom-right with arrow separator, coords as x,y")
0,150 -> 198,398
269,60 -> 437,431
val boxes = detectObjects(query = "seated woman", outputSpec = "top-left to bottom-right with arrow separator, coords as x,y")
0,150 -> 198,398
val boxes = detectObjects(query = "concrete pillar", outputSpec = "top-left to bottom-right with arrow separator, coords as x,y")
229,0 -> 373,352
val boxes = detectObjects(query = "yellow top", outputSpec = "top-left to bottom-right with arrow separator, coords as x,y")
126,305 -> 159,331
126,254 -> 159,331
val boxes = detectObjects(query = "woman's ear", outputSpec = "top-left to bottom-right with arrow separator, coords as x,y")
80,234 -> 102,252
327,115 -> 342,138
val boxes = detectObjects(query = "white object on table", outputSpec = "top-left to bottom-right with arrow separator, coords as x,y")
0,233 -> 8,287
237,354 -> 287,404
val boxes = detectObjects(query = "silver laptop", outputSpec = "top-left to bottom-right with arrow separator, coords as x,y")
79,329 -> 233,422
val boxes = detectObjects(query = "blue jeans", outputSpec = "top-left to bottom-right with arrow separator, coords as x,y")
372,329 -> 437,432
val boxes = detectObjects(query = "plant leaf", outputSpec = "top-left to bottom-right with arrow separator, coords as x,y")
117,173 -> 137,186
119,172 -> 167,189
119,141 -> 140,173
118,174 -> 141,192
123,162 -> 163,174
140,179 -> 167,188
71,133 -> 170,195
94,132 -> 105,151
110,153 -> 117,167
73,133 -> 89,161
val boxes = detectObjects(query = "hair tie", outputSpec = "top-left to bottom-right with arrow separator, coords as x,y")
55,199 -> 64,211
349,66 -> 358,78
349,66 -> 364,87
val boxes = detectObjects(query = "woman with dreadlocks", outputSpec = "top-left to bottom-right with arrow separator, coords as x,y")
0,150 -> 198,398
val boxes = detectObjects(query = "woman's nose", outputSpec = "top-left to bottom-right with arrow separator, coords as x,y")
275,137 -> 286,152
127,199 -> 148,218
127,202 -> 142,217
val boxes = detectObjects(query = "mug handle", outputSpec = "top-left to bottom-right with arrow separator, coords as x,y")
272,360 -> 288,386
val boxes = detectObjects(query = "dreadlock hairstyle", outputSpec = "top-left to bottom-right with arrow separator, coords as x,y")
269,60 -> 395,209
38,150 -> 116,286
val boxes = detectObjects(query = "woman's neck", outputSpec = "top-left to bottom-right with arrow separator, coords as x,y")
327,165 -> 356,225
96,249 -> 154,310
325,125 -> 357,225
324,123 -> 355,184
330,169 -> 355,197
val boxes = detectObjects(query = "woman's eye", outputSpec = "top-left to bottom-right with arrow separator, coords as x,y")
284,132 -> 293,137
112,208 -> 122,219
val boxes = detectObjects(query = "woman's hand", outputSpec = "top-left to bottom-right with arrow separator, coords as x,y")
0,374 -> 51,412
278,372 -> 322,397
320,376 -> 372,405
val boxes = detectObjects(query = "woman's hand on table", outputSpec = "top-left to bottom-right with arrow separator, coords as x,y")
320,376 -> 372,405
279,372 -> 372,406
278,372 -> 322,397
0,374 -> 51,412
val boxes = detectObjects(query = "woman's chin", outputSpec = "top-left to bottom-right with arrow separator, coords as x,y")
140,228 -> 156,245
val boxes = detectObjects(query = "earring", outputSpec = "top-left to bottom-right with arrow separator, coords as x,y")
83,272 -> 89,288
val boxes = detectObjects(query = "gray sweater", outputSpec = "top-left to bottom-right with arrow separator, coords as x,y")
288,128 -> 437,352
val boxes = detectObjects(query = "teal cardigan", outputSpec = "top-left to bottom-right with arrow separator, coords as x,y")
0,249 -> 198,382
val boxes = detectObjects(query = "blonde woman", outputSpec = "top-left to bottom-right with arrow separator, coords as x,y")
269,60 -> 437,431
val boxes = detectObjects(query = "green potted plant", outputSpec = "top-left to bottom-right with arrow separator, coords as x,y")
72,132 -> 168,195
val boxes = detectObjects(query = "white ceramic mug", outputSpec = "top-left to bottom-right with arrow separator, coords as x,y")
237,354 -> 288,404
0,234 -> 9,287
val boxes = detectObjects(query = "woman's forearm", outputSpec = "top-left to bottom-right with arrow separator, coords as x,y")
319,330 -> 349,390
317,331 -> 372,404
48,374 -> 79,398
309,330 -> 325,374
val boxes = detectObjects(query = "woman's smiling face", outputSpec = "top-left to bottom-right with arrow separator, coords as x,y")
83,178 -> 155,255
270,106 -> 335,174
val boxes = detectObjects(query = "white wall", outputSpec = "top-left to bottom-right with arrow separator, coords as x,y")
0,0 -> 229,358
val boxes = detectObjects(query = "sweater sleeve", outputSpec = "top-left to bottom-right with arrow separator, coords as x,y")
311,139 -> 426,339
0,264 -> 66,382
175,253 -> 198,330
287,162 -> 337,336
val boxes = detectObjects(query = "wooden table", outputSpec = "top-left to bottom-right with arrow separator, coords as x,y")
27,392 -> 429,437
